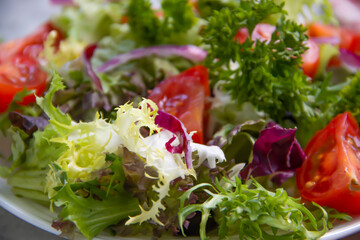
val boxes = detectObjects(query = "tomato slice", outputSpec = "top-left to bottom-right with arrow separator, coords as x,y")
148,65 -> 210,144
0,22 -> 60,113
301,39 -> 320,79
0,55 -> 47,112
234,27 -> 249,44
296,112 -> 360,214
0,22 -> 60,62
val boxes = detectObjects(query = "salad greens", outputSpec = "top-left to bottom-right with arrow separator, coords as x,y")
1,0 -> 359,239
128,0 -> 198,46
203,0 -> 312,127
178,177 -> 341,240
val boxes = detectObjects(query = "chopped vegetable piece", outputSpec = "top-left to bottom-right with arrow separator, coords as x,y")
83,44 -> 103,91
240,122 -> 305,185
97,45 -> 207,73
148,65 -> 210,144
0,55 -> 47,112
155,110 -> 193,169
297,112 -> 360,214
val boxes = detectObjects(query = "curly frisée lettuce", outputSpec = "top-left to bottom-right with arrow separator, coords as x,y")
33,74 -> 225,235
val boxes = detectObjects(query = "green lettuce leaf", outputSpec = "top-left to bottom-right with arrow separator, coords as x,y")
127,0 -> 202,46
54,184 -> 140,239
53,0 -> 127,44
36,72 -> 73,136
50,153 -> 140,239
334,72 -> 360,121
208,120 -> 266,164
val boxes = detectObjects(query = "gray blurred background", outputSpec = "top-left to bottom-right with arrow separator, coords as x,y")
0,0 -> 59,41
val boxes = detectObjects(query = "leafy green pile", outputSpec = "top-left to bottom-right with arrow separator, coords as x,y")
128,0 -> 198,46
0,0 -> 357,239
203,0 -> 360,146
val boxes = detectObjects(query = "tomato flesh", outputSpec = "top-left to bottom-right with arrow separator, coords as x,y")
0,23 -> 60,62
296,112 -> 360,214
0,55 -> 47,112
234,27 -> 249,44
0,22 -> 60,112
148,65 -> 210,144
301,39 -> 320,79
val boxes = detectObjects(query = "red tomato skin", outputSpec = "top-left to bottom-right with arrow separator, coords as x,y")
0,22 -> 59,112
307,23 -> 339,38
301,39 -> 320,79
234,27 -> 249,44
0,55 -> 47,112
340,28 -> 360,53
148,65 -> 210,144
296,112 -> 360,214
327,56 -> 342,68
0,22 -> 61,62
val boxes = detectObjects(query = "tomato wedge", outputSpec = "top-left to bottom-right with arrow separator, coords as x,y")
234,27 -> 249,44
0,55 -> 48,112
301,39 -> 320,79
0,22 -> 60,113
0,22 -> 60,62
296,112 -> 360,214
148,65 -> 210,144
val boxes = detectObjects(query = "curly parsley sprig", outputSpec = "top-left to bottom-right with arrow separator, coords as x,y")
203,0 -> 314,125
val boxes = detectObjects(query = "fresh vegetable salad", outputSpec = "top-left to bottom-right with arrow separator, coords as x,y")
1,0 -> 360,239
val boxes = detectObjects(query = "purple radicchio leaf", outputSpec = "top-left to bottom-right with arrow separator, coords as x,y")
330,0 -> 360,31
9,112 -> 49,136
49,0 -> 74,5
338,48 -> 360,72
51,219 -> 76,239
82,91 -> 111,112
155,110 -> 193,169
82,44 -> 103,92
240,122 -> 305,185
311,36 -> 340,45
122,148 -> 158,202
97,45 -> 208,73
